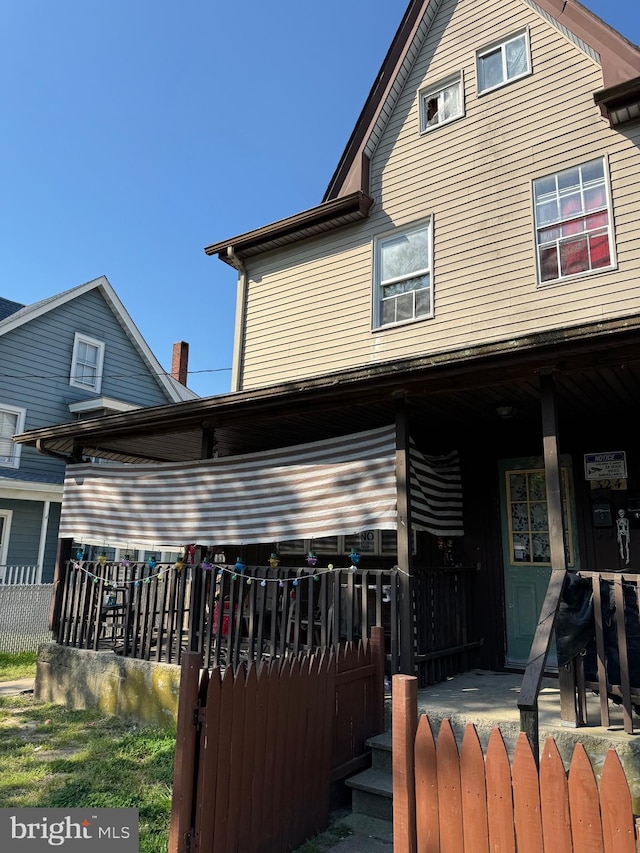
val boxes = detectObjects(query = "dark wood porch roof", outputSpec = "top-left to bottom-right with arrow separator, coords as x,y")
15,316 -> 640,465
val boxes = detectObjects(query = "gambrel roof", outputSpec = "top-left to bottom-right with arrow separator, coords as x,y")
205,0 -> 640,268
0,276 -> 197,403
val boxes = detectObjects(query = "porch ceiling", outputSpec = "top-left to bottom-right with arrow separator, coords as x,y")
16,320 -> 640,463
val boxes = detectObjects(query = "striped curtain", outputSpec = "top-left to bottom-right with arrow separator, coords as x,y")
409,443 -> 464,537
59,426 -> 464,548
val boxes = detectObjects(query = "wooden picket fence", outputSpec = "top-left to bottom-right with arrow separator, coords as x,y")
170,628 -> 385,853
393,674 -> 639,852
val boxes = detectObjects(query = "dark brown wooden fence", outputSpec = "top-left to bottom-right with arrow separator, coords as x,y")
393,674 -> 639,853
170,628 -> 385,853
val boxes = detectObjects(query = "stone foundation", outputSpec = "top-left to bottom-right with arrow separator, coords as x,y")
35,644 -> 181,729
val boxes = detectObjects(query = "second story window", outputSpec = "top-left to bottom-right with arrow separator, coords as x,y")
477,31 -> 530,94
533,157 -> 615,285
0,404 -> 26,468
419,73 -> 464,132
374,221 -> 433,329
70,332 -> 105,393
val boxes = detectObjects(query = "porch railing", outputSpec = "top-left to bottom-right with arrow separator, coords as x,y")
571,570 -> 640,734
0,564 -> 41,584
54,560 -> 402,670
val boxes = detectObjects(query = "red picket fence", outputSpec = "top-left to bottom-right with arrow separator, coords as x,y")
393,674 -> 639,853
170,628 -> 385,853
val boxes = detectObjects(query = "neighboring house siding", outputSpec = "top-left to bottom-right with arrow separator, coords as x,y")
0,288 -> 173,480
1,499 -> 41,566
238,0 -> 640,389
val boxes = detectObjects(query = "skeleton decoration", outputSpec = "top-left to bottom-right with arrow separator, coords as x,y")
617,508 -> 630,566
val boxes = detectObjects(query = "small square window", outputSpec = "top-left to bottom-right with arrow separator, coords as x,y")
477,31 -> 530,94
533,157 -> 615,285
0,404 -> 26,468
419,73 -> 464,132
374,221 -> 433,329
70,332 -> 105,393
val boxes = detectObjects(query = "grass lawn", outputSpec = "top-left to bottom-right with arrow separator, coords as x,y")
0,653 -> 175,853
0,651 -> 38,681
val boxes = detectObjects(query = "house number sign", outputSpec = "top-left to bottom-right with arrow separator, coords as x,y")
584,451 -> 627,481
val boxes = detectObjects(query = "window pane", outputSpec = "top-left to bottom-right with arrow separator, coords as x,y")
584,187 -> 606,212
534,176 -> 556,200
509,473 -> 527,501
539,246 -> 559,281
512,534 -> 530,562
425,95 -> 440,127
0,411 -> 18,463
536,199 -> 559,226
381,229 -> 429,281
560,192 -> 583,219
415,286 -> 431,316
589,234 -> 611,268
511,503 -> 529,531
532,533 -> 550,563
557,167 -> 581,193
479,49 -> 503,90
559,237 -> 589,276
530,502 -> 548,531
395,292 -> 414,322
581,159 -> 604,184
441,82 -> 461,121
505,35 -> 527,78
381,298 -> 396,326
585,211 -> 608,231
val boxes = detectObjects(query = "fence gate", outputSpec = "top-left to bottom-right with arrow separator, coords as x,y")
170,627 -> 385,853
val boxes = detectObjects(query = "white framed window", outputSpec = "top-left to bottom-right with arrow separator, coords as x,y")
0,509 -> 13,569
0,405 -> 26,468
533,157 -> 615,285
70,332 -> 105,393
477,30 -> 530,94
419,73 -> 464,132
374,221 -> 433,329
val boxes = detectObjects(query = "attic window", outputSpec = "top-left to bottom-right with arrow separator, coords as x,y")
477,31 -> 530,95
70,332 -> 105,393
419,73 -> 464,133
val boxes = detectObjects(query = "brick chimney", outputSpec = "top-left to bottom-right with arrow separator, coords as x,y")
171,341 -> 189,386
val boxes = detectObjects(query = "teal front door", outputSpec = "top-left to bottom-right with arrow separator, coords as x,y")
499,458 -> 579,668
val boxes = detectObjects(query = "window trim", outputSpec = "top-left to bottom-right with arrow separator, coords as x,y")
532,155 -> 616,287
476,29 -> 531,95
372,219 -> 434,330
419,71 -> 465,133
0,404 -> 26,469
70,332 -> 105,393
0,509 -> 13,567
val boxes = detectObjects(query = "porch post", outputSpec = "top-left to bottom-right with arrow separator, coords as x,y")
49,538 -> 73,636
518,372 -> 572,755
540,372 -> 579,728
395,402 -> 415,676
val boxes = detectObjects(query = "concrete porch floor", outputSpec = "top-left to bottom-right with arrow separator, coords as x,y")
411,669 -> 640,810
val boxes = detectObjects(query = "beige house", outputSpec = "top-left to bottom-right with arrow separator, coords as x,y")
16,0 -> 640,694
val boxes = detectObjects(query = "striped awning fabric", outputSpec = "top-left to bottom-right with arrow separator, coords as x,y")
59,426 -> 399,549
59,426 -> 464,549
409,444 -> 464,537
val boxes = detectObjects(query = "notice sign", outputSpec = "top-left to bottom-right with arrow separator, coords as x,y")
584,451 -> 627,481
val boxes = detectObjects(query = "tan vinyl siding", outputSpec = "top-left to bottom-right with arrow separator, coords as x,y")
239,0 -> 640,390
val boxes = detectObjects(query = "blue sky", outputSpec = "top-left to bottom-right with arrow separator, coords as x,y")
1,1 -> 638,398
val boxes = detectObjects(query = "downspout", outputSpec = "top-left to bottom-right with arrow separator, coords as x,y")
227,246 -> 248,393
36,500 -> 50,583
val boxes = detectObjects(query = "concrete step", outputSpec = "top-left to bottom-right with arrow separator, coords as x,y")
345,767 -> 393,822
368,731 -> 392,773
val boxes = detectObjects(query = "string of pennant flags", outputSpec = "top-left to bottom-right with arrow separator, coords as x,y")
68,549 -> 404,591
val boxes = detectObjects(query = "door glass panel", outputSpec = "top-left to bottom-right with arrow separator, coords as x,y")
506,468 -> 574,566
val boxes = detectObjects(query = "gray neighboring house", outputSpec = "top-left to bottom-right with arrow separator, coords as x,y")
0,275 -> 197,583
